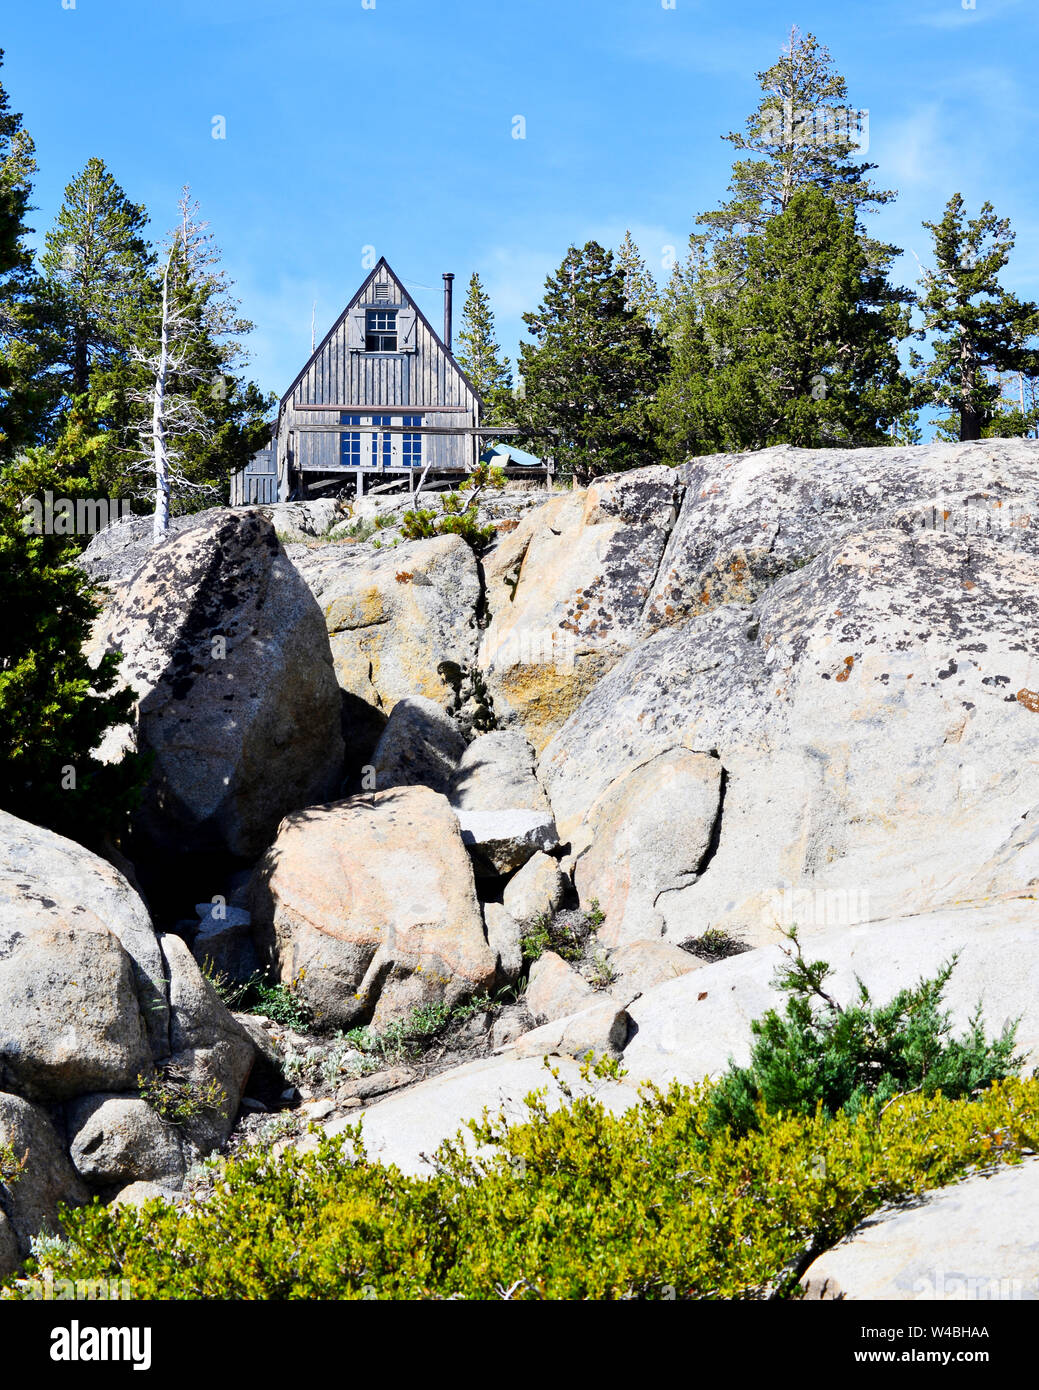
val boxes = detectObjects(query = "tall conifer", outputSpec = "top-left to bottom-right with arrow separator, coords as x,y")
0,50 -> 44,457
656,189 -> 914,456
916,194 -> 1039,442
40,157 -> 153,399
515,241 -> 664,482
455,272 -> 512,424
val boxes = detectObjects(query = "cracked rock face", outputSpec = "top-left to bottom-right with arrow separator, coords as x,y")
0,812 -> 256,1258
478,467 -> 684,750
643,437 -> 1039,631
542,440 -> 1039,949
249,786 -> 497,1030
89,510 -> 345,859
0,811 -> 167,1092
291,533 -> 482,718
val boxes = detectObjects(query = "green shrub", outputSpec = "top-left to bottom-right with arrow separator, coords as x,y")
399,464 -> 505,555
705,929 -> 1023,1138
353,1000 -> 452,1058
400,501 -> 495,552
199,961 -> 313,1031
519,913 -> 552,965
137,1069 -> 227,1126
344,519 -> 375,541
6,936 -> 1028,1302
583,898 -> 605,931
245,979 -> 314,1031
0,1141 -> 25,1187
520,907 -> 594,966
6,1066 -> 1039,1300
588,949 -> 617,990
341,993 -> 501,1066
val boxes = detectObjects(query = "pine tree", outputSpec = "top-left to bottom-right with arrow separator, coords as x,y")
658,256 -> 689,340
515,241 -> 665,484
652,278 -> 717,462
656,188 -> 915,457
0,50 -> 46,458
615,230 -> 660,325
698,27 -> 896,279
455,272 -> 512,424
982,369 -> 1039,439
39,157 -> 153,399
0,493 -> 142,846
916,194 -> 1039,442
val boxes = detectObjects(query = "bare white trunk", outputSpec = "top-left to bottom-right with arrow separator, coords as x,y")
153,245 -> 174,541
412,456 -> 435,502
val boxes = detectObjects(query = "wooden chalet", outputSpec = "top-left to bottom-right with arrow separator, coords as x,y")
232,256 -> 548,504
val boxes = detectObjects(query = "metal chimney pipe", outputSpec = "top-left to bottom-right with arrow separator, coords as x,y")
443,273 -> 455,351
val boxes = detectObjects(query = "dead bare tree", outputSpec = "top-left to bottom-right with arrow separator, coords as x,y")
129,188 -> 250,540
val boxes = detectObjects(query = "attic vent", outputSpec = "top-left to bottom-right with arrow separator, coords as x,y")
373,281 -> 391,303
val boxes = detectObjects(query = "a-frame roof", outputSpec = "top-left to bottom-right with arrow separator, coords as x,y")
277,256 -> 481,418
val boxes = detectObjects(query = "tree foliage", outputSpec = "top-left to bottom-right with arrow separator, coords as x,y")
39,157 -> 153,401
399,462 -> 505,554
697,26 -> 896,279
0,50 -> 46,460
615,230 -> 660,326
706,928 -> 1022,1138
455,272 -> 512,424
915,193 -> 1039,442
656,188 -> 915,458
513,241 -> 665,483
128,189 -> 273,533
0,495 -> 142,845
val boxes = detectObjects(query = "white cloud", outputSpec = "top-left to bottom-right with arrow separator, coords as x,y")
872,104 -> 949,191
479,245 -> 558,332
911,0 -> 1026,29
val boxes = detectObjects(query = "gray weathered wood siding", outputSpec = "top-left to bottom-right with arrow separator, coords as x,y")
275,259 -> 479,487
230,446 -> 279,505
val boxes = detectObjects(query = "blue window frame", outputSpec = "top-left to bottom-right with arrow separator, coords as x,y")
402,415 -> 422,468
339,413 -> 361,467
371,415 -> 392,468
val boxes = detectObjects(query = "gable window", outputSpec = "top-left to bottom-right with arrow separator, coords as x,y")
365,310 -> 397,352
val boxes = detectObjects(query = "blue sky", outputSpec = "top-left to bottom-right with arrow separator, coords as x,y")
3,0 -> 1037,401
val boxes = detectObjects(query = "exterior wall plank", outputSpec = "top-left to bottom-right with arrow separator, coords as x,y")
270,259 -> 481,492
